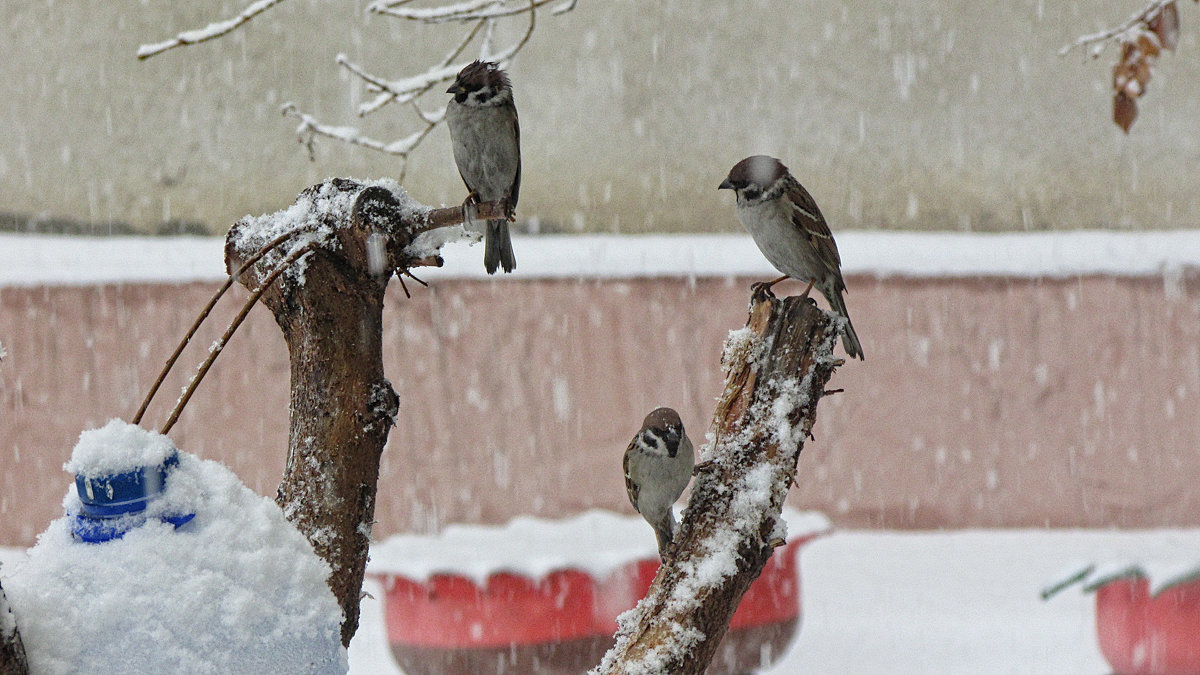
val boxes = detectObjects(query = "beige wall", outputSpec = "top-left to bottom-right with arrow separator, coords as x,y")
2,2 -> 1199,234
2,273 -> 1198,547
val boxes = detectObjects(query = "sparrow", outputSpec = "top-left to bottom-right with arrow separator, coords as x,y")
719,155 -> 865,360
623,407 -> 694,560
445,60 -> 521,274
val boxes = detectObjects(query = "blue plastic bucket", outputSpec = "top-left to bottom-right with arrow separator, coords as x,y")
71,452 -> 195,543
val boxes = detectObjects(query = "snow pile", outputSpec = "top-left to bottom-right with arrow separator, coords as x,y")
368,508 -> 829,585
2,420 -> 346,674
229,177 -> 433,285
64,420 -> 177,479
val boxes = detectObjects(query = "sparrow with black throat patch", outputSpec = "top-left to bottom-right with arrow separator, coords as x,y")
623,407 -> 694,560
445,60 -> 521,274
719,155 -> 864,360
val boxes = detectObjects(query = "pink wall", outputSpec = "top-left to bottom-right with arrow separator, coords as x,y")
2,273 -> 1198,546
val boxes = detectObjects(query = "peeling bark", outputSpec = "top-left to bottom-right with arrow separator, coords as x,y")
224,178 -> 502,646
595,290 -> 842,674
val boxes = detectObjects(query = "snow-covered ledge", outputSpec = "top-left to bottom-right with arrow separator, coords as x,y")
3,230 -> 1200,287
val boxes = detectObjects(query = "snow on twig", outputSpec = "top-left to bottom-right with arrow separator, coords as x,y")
136,0 -> 571,173
370,0 -> 572,22
338,1 -> 535,117
136,0 -> 290,60
1059,0 -> 1177,56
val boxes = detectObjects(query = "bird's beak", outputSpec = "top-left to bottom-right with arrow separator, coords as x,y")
446,83 -> 462,94
718,178 -> 733,190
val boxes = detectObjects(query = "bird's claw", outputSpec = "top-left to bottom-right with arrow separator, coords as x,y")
750,281 -> 777,302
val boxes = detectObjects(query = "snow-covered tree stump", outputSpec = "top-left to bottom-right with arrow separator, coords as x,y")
1,575 -> 28,675
224,178 -> 503,647
595,289 -> 842,674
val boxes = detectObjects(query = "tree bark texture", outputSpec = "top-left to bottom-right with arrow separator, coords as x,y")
224,178 -> 500,647
595,290 -> 842,674
0,576 -> 28,675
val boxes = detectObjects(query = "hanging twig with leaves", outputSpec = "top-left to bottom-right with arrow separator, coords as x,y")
137,0 -> 578,180
1061,0 -> 1192,133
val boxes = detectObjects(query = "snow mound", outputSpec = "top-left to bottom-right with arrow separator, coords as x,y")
64,418 -> 177,479
367,508 -> 829,585
3,422 -> 346,674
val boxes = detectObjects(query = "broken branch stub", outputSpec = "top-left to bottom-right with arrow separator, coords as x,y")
223,177 -> 501,647
595,291 -> 842,674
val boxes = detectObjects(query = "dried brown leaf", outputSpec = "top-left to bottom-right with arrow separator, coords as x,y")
1114,91 -> 1138,133
1113,40 -> 1155,98
1150,1 -> 1181,51
1136,30 -> 1162,58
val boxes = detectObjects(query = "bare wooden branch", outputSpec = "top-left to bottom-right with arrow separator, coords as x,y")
133,227 -> 313,426
595,290 -> 842,674
160,240 -> 320,436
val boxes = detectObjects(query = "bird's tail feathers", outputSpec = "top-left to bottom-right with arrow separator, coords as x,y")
827,286 -> 865,360
653,512 -> 677,560
484,219 -> 516,274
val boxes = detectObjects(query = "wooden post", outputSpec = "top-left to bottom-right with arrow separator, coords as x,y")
224,178 -> 503,647
595,290 -> 843,674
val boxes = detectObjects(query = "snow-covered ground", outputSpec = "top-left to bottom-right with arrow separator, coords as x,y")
2,230 -> 1199,287
343,529 -> 1200,673
8,527 -> 1197,672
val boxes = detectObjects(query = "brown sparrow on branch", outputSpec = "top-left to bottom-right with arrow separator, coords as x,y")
623,407 -> 694,560
445,60 -> 521,274
719,155 -> 865,360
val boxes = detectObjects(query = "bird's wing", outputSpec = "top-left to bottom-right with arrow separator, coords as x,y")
786,176 -> 842,269
623,443 -> 640,511
508,108 -> 521,215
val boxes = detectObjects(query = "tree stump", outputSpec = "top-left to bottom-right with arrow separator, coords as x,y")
224,178 -> 503,646
595,289 -> 842,674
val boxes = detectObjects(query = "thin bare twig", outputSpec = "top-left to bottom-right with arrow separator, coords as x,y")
137,0 -> 291,60
413,200 -> 507,236
160,240 -> 319,435
132,226 -> 315,426
1059,0 -> 1176,56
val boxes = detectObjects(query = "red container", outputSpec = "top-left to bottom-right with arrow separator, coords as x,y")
1095,577 -> 1200,675
374,531 -> 821,674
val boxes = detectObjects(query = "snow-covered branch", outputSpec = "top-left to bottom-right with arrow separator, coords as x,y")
338,0 -> 535,117
135,0 -> 574,174
369,0 -> 575,23
594,292 -> 843,674
136,0 -> 290,60
282,103 -> 444,173
1059,0 -> 1179,57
